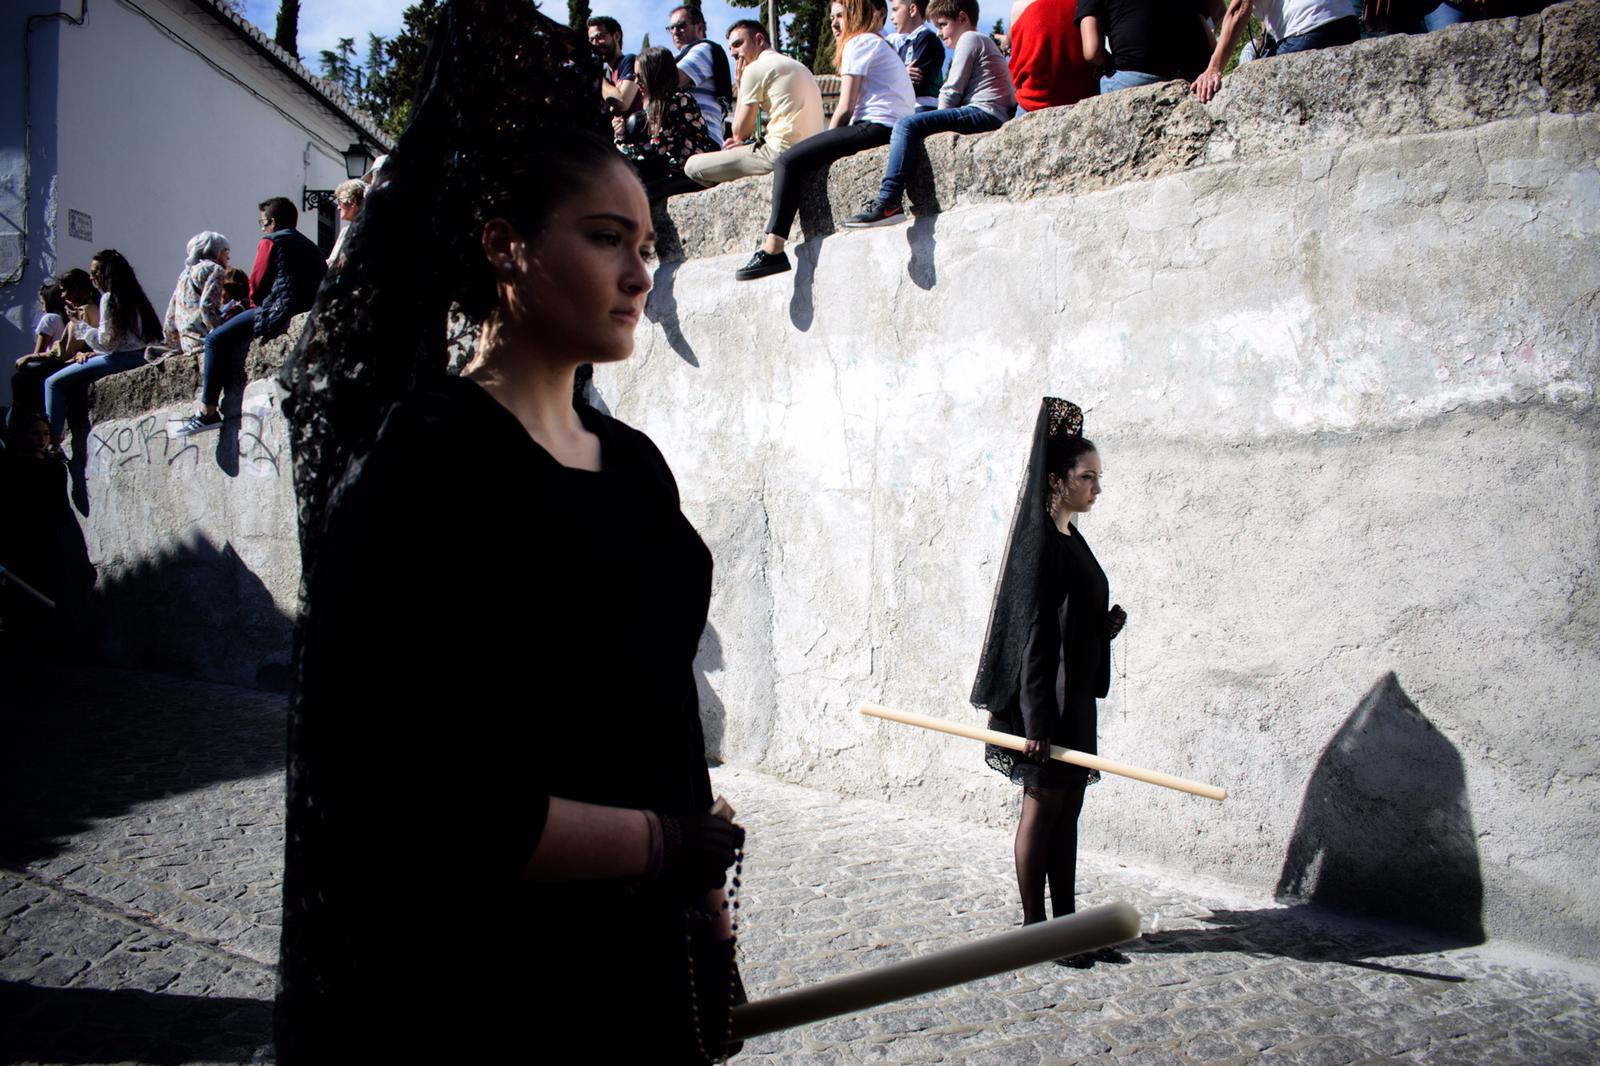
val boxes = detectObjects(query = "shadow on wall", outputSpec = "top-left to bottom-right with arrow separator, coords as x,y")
696,621 -> 727,761
1274,672 -> 1485,943
94,532 -> 293,692
0,980 -> 271,1064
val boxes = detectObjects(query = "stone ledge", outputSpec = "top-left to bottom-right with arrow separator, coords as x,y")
650,0 -> 1599,263
88,313 -> 307,424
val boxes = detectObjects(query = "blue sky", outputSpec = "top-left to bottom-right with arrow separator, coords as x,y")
240,0 -> 767,73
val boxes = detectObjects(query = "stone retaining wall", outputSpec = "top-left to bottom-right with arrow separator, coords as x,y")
77,4 -> 1600,957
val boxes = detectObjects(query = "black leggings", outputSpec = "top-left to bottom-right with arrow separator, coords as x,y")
765,121 -> 893,240
1015,778 -> 1089,925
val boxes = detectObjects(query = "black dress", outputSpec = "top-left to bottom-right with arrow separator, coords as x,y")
986,523 -> 1110,789
277,376 -> 719,1061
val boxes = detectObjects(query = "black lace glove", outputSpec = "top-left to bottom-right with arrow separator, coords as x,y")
646,811 -> 745,894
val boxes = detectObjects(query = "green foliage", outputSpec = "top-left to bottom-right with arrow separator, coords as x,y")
273,0 -> 299,53
641,30 -> 652,49
724,0 -> 784,49
362,0 -> 444,137
1223,17 -> 1262,74
568,0 -> 592,34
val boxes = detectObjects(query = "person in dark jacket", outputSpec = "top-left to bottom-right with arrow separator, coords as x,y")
178,196 -> 325,435
971,398 -> 1128,968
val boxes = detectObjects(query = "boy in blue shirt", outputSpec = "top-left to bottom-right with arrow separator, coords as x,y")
888,0 -> 946,110
846,0 -> 1015,228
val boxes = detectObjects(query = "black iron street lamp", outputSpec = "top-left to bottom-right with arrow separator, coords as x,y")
303,142 -> 375,212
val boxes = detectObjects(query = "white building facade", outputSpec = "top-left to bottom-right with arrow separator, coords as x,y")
1,0 -> 391,407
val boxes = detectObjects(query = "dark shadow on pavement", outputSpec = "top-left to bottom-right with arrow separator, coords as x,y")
1276,672 -> 1484,942
1126,903 -> 1472,984
0,980 -> 271,1064
0,666 -> 285,869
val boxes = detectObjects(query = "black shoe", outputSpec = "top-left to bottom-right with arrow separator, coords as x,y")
844,198 -> 906,228
1088,946 -> 1130,964
1054,952 -> 1097,969
735,249 -> 791,280
175,411 -> 223,436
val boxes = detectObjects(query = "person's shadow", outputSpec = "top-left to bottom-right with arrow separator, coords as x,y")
1275,672 -> 1484,942
1120,673 -> 1485,978
695,622 -> 727,762
645,212 -> 699,367
789,169 -> 841,332
902,141 -> 942,290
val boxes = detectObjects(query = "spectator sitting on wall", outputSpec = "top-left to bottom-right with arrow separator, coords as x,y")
43,250 -> 162,457
847,0 -> 1016,228
618,47 -> 720,200
889,0 -> 946,110
18,278 -> 67,364
1007,0 -> 1098,113
589,15 -> 642,140
666,4 -> 731,147
327,180 -> 365,268
160,231 -> 231,363
1077,0 -> 1215,96
684,20 -> 825,189
179,196 -> 325,436
219,268 -> 251,321
736,0 -> 917,280
6,277 -> 72,432
1192,0 -> 1360,100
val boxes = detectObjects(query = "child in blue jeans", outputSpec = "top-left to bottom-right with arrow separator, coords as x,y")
845,0 -> 1015,228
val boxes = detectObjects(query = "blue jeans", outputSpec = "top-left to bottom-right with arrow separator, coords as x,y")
1268,15 -> 1360,55
878,106 -> 1006,205
44,348 -> 147,439
1099,70 -> 1165,95
201,308 -> 257,407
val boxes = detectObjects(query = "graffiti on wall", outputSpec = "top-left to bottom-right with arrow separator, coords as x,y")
88,394 -> 286,480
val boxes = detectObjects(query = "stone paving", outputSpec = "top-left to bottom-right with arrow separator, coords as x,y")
2,667 -> 1598,1064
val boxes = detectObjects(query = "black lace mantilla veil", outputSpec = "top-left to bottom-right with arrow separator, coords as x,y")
275,0 -> 606,1040
969,397 -> 1084,777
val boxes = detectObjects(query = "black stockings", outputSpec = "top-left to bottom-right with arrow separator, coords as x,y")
1015,782 -> 1087,925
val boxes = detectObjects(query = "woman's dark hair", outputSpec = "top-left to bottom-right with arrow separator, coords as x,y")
636,47 -> 678,137
91,249 -> 163,342
459,126 -> 634,322
57,267 -> 94,302
39,279 -> 66,318
1045,434 -> 1097,480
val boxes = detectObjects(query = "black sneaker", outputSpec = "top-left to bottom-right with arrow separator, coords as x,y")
735,249 -> 791,281
844,198 -> 906,228
175,411 -> 223,436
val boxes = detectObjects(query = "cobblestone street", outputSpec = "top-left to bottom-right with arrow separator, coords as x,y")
2,669 -> 1597,1064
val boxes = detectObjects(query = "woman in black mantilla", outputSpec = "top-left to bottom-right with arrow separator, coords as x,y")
275,3 -> 743,1061
971,398 -> 1127,967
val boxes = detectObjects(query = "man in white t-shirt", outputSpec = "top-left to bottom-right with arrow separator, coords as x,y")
1192,0 -> 1359,101
685,21 -> 825,188
667,4 -> 729,147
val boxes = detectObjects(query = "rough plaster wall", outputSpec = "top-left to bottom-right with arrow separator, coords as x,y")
595,110 -> 1600,957
71,4 -> 1600,956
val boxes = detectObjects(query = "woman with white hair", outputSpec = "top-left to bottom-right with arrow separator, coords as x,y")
161,231 -> 231,360
327,179 -> 366,267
